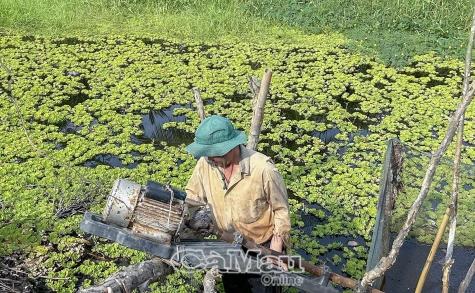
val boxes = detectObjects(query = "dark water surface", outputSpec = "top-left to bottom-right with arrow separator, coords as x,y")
383,237 -> 475,293
134,104 -> 194,146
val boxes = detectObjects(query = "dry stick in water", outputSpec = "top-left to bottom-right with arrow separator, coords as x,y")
442,114 -> 464,292
248,75 -> 261,98
459,257 -> 475,293
442,6 -> 475,292
358,64 -> 475,292
0,58 -> 47,158
247,69 -> 272,151
192,87 -> 206,121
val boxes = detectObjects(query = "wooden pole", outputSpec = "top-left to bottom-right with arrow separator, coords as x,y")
443,4 -> 475,291
443,115 -> 463,293
192,87 -> 206,121
215,230 -> 384,293
247,69 -> 272,151
415,207 -> 451,293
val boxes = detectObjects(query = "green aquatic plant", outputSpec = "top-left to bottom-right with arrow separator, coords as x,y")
149,267 -> 205,293
332,254 -> 342,265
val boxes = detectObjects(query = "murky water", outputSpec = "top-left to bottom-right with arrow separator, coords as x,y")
132,104 -> 194,146
83,152 -> 141,169
383,237 -> 475,293
57,105 -> 194,168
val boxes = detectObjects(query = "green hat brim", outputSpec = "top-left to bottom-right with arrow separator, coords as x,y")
186,130 -> 247,157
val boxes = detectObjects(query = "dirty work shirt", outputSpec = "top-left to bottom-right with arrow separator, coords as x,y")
185,145 -> 291,251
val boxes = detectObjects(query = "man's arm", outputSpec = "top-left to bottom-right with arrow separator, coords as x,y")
185,158 -> 209,226
184,158 -> 215,235
185,158 -> 207,206
264,164 -> 291,253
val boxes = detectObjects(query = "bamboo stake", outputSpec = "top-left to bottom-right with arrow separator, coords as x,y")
459,257 -> 475,293
192,87 -> 206,121
415,207 -> 451,293
358,28 -> 475,293
247,69 -> 272,151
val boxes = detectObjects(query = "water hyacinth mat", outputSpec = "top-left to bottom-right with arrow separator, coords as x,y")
1,34 -> 475,292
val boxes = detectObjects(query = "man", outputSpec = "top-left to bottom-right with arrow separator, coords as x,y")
185,115 -> 291,293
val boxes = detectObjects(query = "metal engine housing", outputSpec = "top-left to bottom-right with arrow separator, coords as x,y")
103,178 -> 186,245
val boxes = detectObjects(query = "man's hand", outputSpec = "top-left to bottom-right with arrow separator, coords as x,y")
185,206 -> 213,234
268,235 -> 288,271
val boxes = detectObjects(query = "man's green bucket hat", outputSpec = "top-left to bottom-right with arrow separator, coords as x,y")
186,115 -> 247,157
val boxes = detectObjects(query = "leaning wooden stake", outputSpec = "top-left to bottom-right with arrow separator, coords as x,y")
247,69 -> 272,151
442,5 -> 475,292
192,87 -> 206,121
358,20 -> 475,291
203,268 -> 221,293
415,207 -> 451,293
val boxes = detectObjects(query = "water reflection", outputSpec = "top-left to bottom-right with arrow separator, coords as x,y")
132,105 -> 194,147
59,121 -> 82,134
58,119 -> 98,134
312,128 -> 340,145
83,152 -> 141,169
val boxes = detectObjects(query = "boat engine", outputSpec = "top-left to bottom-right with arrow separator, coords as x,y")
102,178 -> 187,245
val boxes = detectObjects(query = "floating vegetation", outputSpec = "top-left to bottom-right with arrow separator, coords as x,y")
1,34 -> 474,292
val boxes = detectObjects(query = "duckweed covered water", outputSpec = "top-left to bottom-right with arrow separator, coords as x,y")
1,34 -> 475,292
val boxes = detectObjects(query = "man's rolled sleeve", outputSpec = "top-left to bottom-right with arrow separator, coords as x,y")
185,158 -> 207,205
264,165 -> 291,251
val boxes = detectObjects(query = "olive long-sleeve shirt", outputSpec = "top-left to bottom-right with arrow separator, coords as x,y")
185,145 -> 291,251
